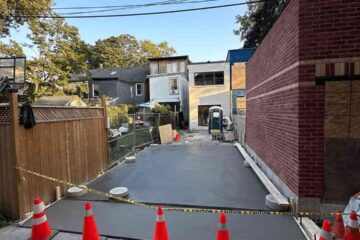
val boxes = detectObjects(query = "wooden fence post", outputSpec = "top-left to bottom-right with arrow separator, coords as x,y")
9,90 -> 25,218
101,95 -> 109,169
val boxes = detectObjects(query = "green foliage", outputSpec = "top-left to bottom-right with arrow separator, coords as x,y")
234,0 -> 290,48
151,104 -> 171,114
0,40 -> 25,56
88,34 -> 176,68
25,15 -> 89,100
107,104 -> 129,118
127,105 -> 139,114
0,0 -> 53,37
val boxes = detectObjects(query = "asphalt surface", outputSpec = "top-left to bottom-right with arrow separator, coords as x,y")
72,144 -> 269,210
24,200 -> 307,240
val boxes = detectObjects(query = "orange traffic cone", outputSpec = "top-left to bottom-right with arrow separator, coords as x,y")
175,133 -> 180,142
333,211 -> 345,239
216,213 -> 230,240
344,211 -> 360,240
154,206 -> 169,240
31,198 -> 52,240
319,220 -> 332,240
82,202 -> 100,240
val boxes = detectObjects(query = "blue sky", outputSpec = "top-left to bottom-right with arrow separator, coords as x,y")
8,0 -> 247,62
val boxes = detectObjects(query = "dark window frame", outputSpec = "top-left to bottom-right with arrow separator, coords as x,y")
194,71 -> 224,86
135,83 -> 143,96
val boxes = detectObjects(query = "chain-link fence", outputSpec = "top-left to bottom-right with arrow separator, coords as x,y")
108,112 -> 179,166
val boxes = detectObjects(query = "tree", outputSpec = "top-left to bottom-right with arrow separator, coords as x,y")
89,34 -> 176,68
234,0 -> 290,48
0,40 -> 25,56
25,15 -> 88,100
139,40 -> 176,64
0,0 -> 53,37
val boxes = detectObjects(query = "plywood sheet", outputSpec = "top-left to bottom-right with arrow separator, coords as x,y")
159,124 -> 173,144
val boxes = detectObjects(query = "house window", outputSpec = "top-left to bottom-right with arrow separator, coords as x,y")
150,62 -> 158,75
135,83 -> 143,96
159,61 -> 167,73
194,71 -> 224,86
93,84 -> 100,97
169,78 -> 179,95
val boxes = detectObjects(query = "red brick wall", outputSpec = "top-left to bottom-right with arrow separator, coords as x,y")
246,0 -> 360,199
299,0 -> 360,61
246,0 -> 301,196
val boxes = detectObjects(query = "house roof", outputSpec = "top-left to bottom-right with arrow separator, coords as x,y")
226,48 -> 255,64
188,61 -> 227,65
34,95 -> 86,106
72,67 -> 150,83
147,55 -> 189,61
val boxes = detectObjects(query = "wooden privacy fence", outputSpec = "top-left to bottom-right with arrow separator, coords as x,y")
0,92 -> 109,219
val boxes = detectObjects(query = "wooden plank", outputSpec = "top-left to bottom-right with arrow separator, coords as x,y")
0,102 -> 109,218
159,124 -> 173,144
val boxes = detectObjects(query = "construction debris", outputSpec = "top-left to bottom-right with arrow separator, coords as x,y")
159,124 -> 173,144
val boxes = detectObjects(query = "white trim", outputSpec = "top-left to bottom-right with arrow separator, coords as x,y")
85,209 -> 93,217
348,218 -> 359,229
135,83 -> 143,96
156,215 -> 164,222
247,62 -> 300,94
32,215 -> 47,225
247,81 -> 314,101
33,202 -> 45,214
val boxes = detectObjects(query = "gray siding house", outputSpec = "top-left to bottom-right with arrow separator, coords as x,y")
73,67 -> 150,105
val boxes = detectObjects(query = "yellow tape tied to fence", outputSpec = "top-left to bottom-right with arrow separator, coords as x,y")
16,166 -> 347,217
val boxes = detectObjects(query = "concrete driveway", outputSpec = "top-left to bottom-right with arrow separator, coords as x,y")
21,143 -> 308,239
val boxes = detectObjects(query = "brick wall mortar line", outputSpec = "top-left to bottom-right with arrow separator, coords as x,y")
247,81 -> 314,101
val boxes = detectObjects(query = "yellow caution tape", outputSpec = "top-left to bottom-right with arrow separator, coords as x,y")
15,166 -> 348,217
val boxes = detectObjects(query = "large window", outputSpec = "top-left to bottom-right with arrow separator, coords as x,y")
194,71 -> 224,86
135,83 -> 143,96
169,78 -> 179,95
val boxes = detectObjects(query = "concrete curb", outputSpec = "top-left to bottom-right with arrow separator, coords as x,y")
234,143 -> 290,208
294,217 -> 321,240
235,143 -> 321,240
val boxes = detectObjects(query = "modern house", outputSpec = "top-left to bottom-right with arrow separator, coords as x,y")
187,61 -> 230,130
147,56 -> 190,121
72,67 -> 150,105
226,49 -> 255,115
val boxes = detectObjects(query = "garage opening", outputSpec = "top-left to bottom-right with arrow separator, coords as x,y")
324,79 -> 360,203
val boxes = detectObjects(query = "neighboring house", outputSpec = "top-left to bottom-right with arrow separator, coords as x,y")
147,56 -> 190,121
187,61 -> 230,130
72,67 -> 150,105
34,95 -> 87,107
226,48 -> 255,115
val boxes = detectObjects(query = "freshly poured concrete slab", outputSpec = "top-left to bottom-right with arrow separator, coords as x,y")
23,200 -> 307,240
0,225 -> 32,240
72,145 -> 269,210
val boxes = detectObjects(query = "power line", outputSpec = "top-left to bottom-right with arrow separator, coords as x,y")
53,0 -> 215,10
11,1 -> 265,19
57,0 -> 222,15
